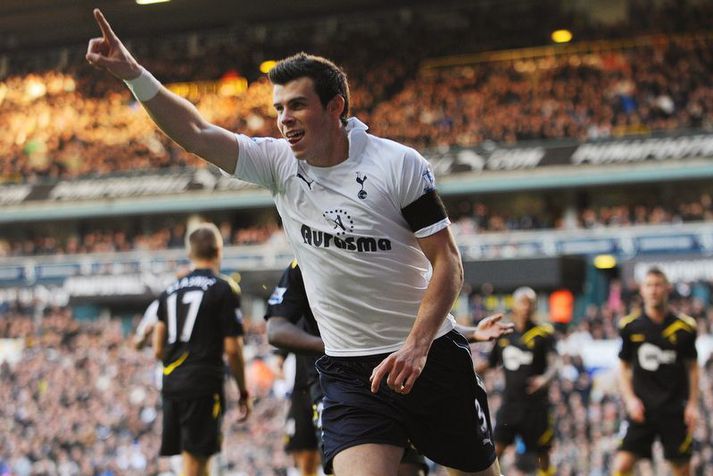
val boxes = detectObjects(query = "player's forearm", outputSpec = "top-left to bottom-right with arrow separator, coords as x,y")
226,350 -> 248,394
129,69 -> 237,173
618,360 -> 637,401
688,361 -> 699,405
139,81 -> 213,155
267,319 -> 324,355
541,353 -> 560,384
407,253 -> 463,351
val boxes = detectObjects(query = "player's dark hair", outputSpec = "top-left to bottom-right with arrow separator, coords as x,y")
268,52 -> 350,125
646,266 -> 669,283
188,223 -> 222,261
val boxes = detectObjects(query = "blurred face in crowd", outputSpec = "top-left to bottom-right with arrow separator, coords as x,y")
641,272 -> 670,311
512,293 -> 536,324
273,77 -> 344,161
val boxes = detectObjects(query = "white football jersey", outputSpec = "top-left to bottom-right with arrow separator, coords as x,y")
234,118 -> 455,356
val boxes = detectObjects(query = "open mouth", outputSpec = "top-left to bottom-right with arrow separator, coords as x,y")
285,130 -> 305,145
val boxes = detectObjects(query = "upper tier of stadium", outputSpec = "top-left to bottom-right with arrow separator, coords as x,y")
1,1 -> 713,184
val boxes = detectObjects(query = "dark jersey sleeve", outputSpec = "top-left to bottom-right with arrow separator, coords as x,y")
264,261 -> 310,324
618,322 -> 633,362
219,281 -> 244,338
156,290 -> 168,325
488,339 -> 503,368
679,320 -> 698,361
544,330 -> 557,356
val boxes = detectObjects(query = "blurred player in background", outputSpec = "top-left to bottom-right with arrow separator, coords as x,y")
476,287 -> 559,476
153,223 -> 251,476
133,298 -> 159,350
613,267 -> 699,476
267,262 -> 321,476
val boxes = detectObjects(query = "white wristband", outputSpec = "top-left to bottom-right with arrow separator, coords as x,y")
124,68 -> 161,102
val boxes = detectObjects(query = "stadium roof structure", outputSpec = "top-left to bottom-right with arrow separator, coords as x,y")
0,0 -> 456,50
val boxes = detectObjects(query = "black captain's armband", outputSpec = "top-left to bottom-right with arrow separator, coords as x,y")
401,190 -> 448,233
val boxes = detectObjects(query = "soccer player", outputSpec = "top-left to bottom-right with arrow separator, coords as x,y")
152,223 -> 251,476
265,260 -> 514,475
613,267 -> 699,476
268,265 -> 321,476
475,287 -> 558,476
87,12 -> 500,475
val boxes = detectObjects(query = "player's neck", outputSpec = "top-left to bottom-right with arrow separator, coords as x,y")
645,305 -> 667,323
192,260 -> 219,274
514,317 -> 530,332
306,127 -> 349,168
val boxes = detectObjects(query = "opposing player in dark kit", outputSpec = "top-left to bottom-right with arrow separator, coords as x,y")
153,223 -> 251,476
476,287 -> 559,476
613,267 -> 699,476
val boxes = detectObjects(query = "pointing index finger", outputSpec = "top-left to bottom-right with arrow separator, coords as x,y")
93,8 -> 118,43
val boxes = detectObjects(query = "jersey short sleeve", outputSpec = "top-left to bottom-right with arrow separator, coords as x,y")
618,321 -> 633,362
265,262 -> 310,325
156,291 -> 168,325
397,148 -> 450,238
678,317 -> 698,361
234,134 -> 294,192
219,283 -> 244,338
488,339 -> 503,368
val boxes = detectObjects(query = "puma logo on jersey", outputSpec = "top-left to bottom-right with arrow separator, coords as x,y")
297,173 -> 313,189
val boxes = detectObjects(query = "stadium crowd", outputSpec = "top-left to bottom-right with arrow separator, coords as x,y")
0,305 -> 294,476
1,279 -> 712,475
450,192 -> 713,235
368,35 -> 713,149
2,191 -> 711,257
1,3 -> 713,183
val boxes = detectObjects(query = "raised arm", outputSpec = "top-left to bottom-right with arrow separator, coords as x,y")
86,9 -> 239,173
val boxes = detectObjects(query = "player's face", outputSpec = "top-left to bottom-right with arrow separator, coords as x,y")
641,273 -> 670,309
273,77 -> 332,160
512,295 -> 535,321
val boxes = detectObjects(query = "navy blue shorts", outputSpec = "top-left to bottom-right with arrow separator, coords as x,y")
316,330 -> 496,472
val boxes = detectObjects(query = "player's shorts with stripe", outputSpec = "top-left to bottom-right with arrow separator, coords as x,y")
618,407 -> 693,461
493,400 -> 553,452
285,388 -> 320,452
311,376 -> 430,474
160,392 -> 224,457
316,330 -> 496,472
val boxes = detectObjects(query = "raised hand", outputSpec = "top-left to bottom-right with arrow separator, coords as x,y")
86,9 -> 141,80
472,313 -> 514,342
